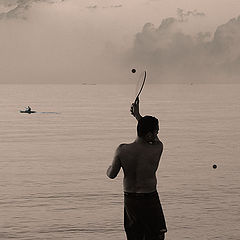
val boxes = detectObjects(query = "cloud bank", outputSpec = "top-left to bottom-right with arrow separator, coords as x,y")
0,1 -> 239,84
128,12 -> 240,83
0,0 -> 63,19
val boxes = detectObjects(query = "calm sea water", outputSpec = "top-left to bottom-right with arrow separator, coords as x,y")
0,84 -> 239,240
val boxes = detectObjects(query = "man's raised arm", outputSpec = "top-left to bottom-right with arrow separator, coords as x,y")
130,97 -> 142,121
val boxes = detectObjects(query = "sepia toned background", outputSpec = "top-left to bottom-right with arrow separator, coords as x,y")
0,1 -> 240,240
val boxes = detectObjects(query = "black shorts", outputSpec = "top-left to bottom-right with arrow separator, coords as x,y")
124,191 -> 167,240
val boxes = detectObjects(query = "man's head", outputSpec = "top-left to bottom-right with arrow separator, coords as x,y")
137,116 -> 159,141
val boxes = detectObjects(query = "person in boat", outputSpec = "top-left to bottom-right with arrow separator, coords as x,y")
26,106 -> 31,112
106,97 -> 167,240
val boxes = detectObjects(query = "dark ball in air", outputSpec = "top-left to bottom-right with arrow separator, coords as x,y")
213,164 -> 217,169
131,69 -> 136,73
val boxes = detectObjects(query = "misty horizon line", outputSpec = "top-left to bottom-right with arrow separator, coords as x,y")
1,82 -> 240,85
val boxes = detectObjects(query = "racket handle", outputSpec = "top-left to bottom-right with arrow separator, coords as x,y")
134,96 -> 139,104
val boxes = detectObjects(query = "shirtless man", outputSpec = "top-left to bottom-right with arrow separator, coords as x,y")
106,97 -> 167,240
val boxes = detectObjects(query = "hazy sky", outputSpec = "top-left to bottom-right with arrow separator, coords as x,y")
0,0 -> 240,83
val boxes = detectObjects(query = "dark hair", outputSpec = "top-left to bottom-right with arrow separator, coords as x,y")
137,115 -> 159,137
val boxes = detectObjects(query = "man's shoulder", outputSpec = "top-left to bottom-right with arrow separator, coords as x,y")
151,140 -> 163,152
153,140 -> 163,147
116,142 -> 134,153
117,143 -> 130,150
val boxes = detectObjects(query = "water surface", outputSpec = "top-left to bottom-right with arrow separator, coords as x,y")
0,84 -> 239,240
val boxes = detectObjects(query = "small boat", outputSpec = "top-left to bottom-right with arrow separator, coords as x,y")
20,110 -> 36,114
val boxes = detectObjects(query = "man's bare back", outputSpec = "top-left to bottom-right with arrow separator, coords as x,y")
118,139 -> 163,193
106,98 -> 163,192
